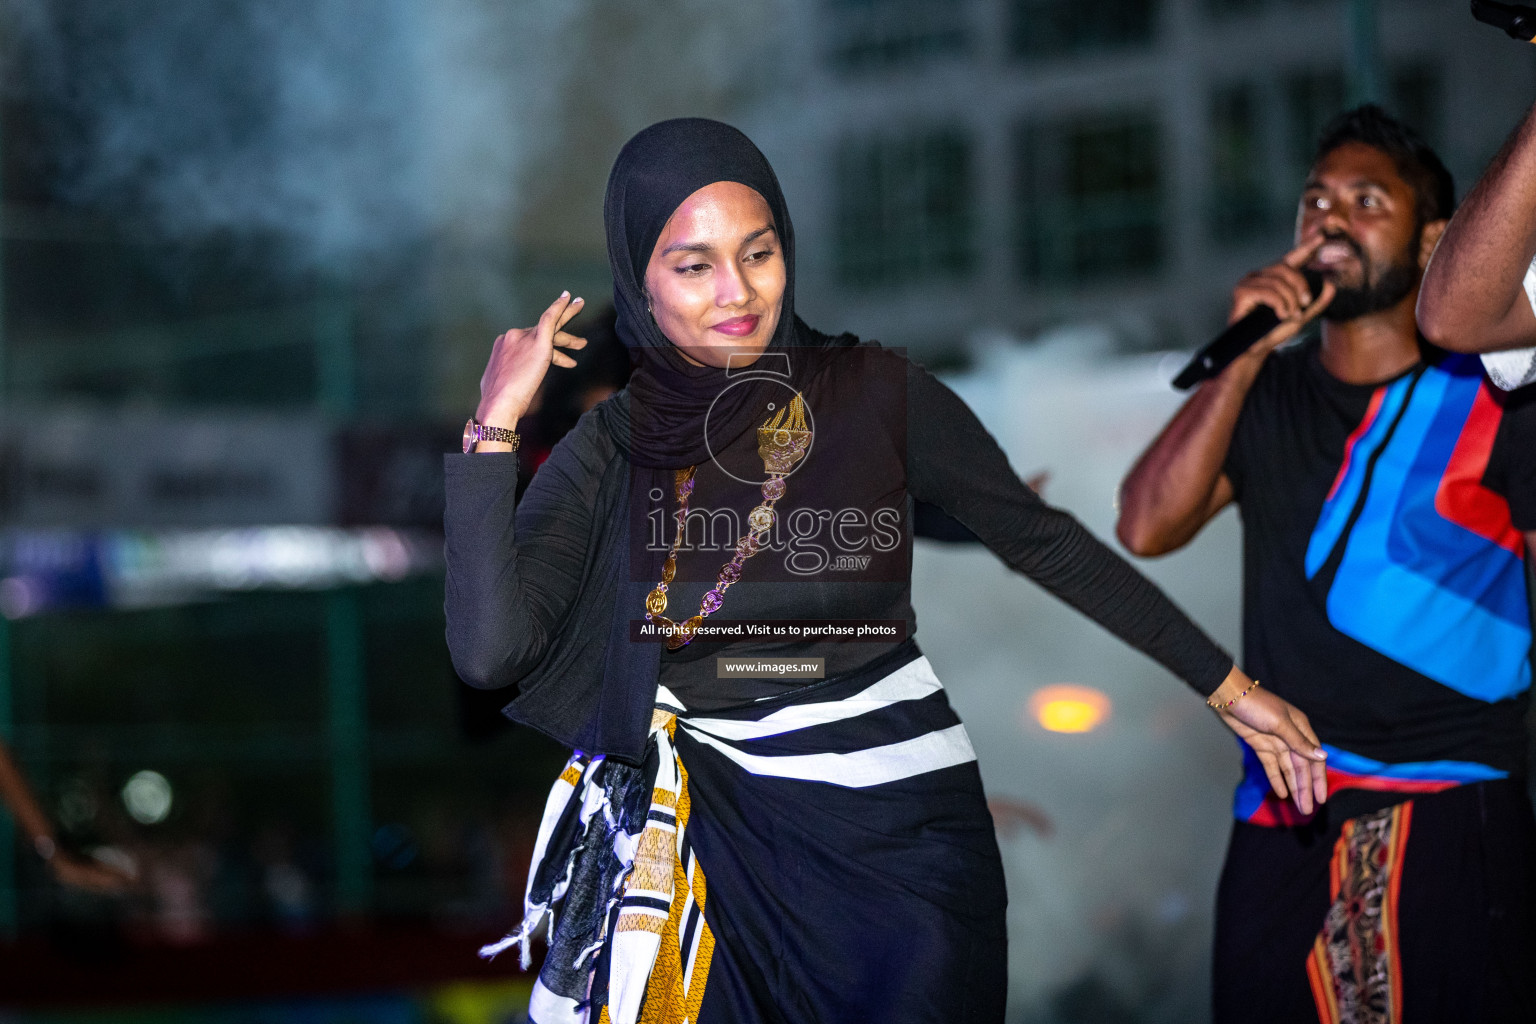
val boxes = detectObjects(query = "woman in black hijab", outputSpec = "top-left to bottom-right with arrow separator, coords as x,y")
446,118 -> 1326,1024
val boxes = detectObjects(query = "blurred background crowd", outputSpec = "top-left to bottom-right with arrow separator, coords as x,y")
0,1 -> 1532,1022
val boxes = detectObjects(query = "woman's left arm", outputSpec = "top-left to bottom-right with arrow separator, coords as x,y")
904,361 -> 1326,809
905,361 -> 1226,688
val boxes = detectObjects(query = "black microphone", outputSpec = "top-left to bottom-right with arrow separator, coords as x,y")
1471,0 -> 1536,42
1171,268 -> 1325,391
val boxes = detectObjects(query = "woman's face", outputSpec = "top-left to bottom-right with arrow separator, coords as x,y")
644,181 -> 785,368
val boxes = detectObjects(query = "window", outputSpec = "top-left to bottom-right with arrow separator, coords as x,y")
1209,62 -> 1443,244
1208,83 -> 1278,242
1009,0 -> 1158,59
826,0 -> 970,74
834,129 -> 975,288
1016,111 -> 1165,284
1388,63 -> 1442,152
1283,63 -> 1442,181
1284,68 -> 1346,173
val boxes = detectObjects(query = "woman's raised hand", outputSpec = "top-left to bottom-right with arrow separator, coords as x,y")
475,292 -> 588,429
1208,667 -> 1329,815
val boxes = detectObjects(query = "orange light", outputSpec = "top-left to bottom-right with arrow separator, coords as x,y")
1028,684 -> 1111,734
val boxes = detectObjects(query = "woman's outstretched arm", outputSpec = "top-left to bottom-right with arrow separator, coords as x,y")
905,359 -> 1230,691
904,359 -> 1326,810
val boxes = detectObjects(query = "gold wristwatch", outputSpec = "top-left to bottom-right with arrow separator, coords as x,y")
463,418 -> 520,454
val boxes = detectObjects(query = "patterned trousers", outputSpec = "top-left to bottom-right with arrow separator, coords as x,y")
1213,781 -> 1536,1024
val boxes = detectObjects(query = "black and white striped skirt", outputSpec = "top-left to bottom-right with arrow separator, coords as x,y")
484,642 -> 1008,1023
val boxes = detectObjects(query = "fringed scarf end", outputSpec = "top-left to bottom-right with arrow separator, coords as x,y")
478,902 -> 549,967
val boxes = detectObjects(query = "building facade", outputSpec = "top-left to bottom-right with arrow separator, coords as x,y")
748,0 -> 1536,358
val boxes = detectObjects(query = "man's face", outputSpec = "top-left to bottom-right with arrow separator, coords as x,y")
1296,141 -> 1423,322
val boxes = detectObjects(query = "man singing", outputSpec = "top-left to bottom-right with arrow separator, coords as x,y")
1418,100 -> 1536,391
1118,105 -> 1536,1023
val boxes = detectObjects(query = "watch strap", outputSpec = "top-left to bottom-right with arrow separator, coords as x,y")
477,423 -> 520,449
465,418 -> 520,453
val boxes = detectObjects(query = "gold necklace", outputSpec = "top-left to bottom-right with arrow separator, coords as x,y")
645,395 -> 811,651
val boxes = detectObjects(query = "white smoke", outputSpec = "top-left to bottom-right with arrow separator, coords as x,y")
3,0 -> 787,283
3,0 -> 589,277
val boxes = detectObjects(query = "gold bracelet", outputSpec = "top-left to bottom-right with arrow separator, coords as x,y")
1207,678 -> 1260,711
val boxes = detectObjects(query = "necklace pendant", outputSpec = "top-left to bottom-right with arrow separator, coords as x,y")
748,504 -> 775,533
661,556 -> 676,584
664,614 -> 703,651
645,587 -> 669,617
757,428 -> 812,475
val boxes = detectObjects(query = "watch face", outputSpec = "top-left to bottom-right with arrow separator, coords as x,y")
462,418 -> 478,454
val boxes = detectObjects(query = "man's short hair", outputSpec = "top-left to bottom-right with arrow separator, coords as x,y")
1314,104 -> 1455,227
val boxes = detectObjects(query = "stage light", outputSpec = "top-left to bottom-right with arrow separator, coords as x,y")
1028,684 -> 1111,734
122,769 -> 173,824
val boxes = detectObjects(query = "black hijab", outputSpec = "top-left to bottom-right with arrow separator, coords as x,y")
598,117 -> 854,468
505,119 -> 855,763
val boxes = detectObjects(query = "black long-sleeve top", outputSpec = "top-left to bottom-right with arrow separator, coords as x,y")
445,348 -> 1232,720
